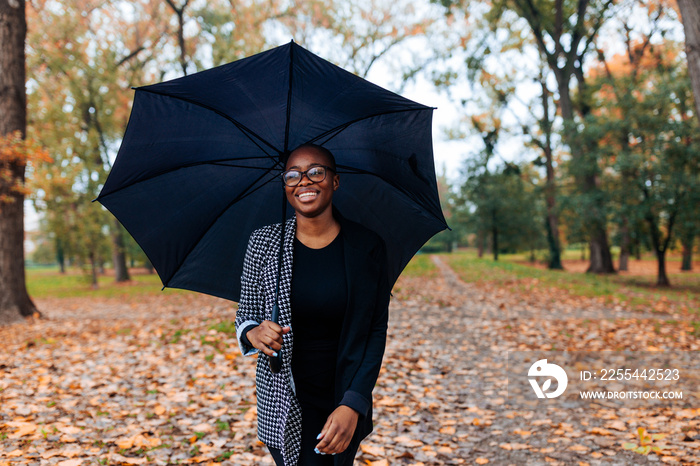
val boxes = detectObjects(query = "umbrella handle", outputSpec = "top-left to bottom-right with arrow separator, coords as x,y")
269,303 -> 282,373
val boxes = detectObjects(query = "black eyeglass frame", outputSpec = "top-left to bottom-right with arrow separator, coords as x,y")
281,165 -> 336,187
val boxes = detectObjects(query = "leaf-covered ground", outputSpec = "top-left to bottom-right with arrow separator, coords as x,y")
1,258 -> 699,465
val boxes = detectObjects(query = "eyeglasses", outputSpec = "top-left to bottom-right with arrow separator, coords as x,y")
282,165 -> 335,187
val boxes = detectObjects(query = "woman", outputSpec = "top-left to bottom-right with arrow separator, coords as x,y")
235,144 -> 391,466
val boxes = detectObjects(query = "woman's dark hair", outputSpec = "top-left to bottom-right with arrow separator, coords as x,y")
289,143 -> 337,171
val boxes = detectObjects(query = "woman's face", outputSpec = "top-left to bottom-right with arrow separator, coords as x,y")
284,146 -> 339,219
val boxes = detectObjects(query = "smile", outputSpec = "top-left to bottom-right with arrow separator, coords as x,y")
297,191 -> 318,200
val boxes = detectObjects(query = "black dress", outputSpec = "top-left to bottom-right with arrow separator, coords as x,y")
270,232 -> 349,465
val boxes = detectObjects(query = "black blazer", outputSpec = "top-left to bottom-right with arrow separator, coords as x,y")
235,207 -> 391,466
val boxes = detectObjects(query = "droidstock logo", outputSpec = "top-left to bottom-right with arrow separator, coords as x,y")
528,359 -> 568,399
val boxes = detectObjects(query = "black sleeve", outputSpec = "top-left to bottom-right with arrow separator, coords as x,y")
240,323 -> 259,349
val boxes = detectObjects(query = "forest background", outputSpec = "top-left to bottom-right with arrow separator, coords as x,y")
1,0 -> 699,321
1,1 -> 700,464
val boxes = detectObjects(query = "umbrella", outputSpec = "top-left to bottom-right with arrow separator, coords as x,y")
95,41 -> 447,306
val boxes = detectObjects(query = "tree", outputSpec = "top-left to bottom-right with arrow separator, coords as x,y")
27,0 -> 171,285
458,112 -> 545,260
0,0 -> 41,324
436,0 -> 618,273
461,159 -> 544,260
527,63 -> 564,269
677,0 -> 700,120
588,40 -> 700,286
26,0 -> 439,287
676,191 -> 699,271
423,170 -> 470,252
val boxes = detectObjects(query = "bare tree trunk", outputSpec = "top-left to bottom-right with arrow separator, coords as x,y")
619,218 -> 630,271
111,218 -> 130,282
540,76 -> 563,270
655,250 -> 670,287
681,235 -> 693,271
645,205 -> 677,287
477,234 -> 484,258
678,0 -> 700,122
0,0 -> 37,325
584,174 -> 616,274
56,237 -> 65,273
587,228 -> 616,274
165,0 -> 190,76
491,210 -> 498,261
89,251 -> 99,290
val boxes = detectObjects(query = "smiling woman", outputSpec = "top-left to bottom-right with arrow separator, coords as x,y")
235,143 -> 392,466
283,145 -> 340,248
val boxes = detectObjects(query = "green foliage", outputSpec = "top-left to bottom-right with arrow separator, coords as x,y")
583,40 -> 700,284
422,171 -> 470,252
458,156 -> 545,259
622,427 -> 667,456
215,419 -> 230,432
209,320 -> 237,335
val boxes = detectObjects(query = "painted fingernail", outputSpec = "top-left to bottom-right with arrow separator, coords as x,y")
314,448 -> 320,454
272,352 -> 278,357
316,433 -> 323,439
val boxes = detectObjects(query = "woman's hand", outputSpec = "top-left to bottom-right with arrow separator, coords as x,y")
246,321 -> 290,357
314,405 -> 359,455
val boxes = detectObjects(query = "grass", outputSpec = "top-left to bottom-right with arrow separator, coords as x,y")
25,253 -> 699,316
440,250 -> 700,314
28,256 -> 440,300
26,266 -> 193,299
400,253 -> 438,278
506,245 -> 690,264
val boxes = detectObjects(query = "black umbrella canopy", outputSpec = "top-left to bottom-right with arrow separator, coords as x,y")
96,41 -> 447,302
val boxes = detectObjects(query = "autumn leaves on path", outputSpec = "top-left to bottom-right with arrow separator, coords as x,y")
1,259 -> 699,465
376,256 -> 699,465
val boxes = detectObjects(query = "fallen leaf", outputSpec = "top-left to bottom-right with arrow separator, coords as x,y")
605,421 -> 627,431
367,460 -> 389,466
587,427 -> 613,436
57,460 -> 83,466
40,449 -> 62,459
569,444 -> 589,452
8,422 -> 36,438
360,444 -> 385,456
394,435 -> 423,447
110,453 -> 147,465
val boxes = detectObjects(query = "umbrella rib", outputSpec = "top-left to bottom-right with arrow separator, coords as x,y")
283,42 -> 295,154
336,164 -> 447,228
307,106 -> 434,147
162,167 -> 282,288
95,156 -> 279,201
137,87 -> 282,159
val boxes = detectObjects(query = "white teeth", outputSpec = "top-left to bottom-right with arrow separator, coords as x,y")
298,192 -> 317,198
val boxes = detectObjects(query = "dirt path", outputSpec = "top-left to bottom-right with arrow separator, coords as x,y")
367,257 -> 699,465
0,262 -> 698,465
